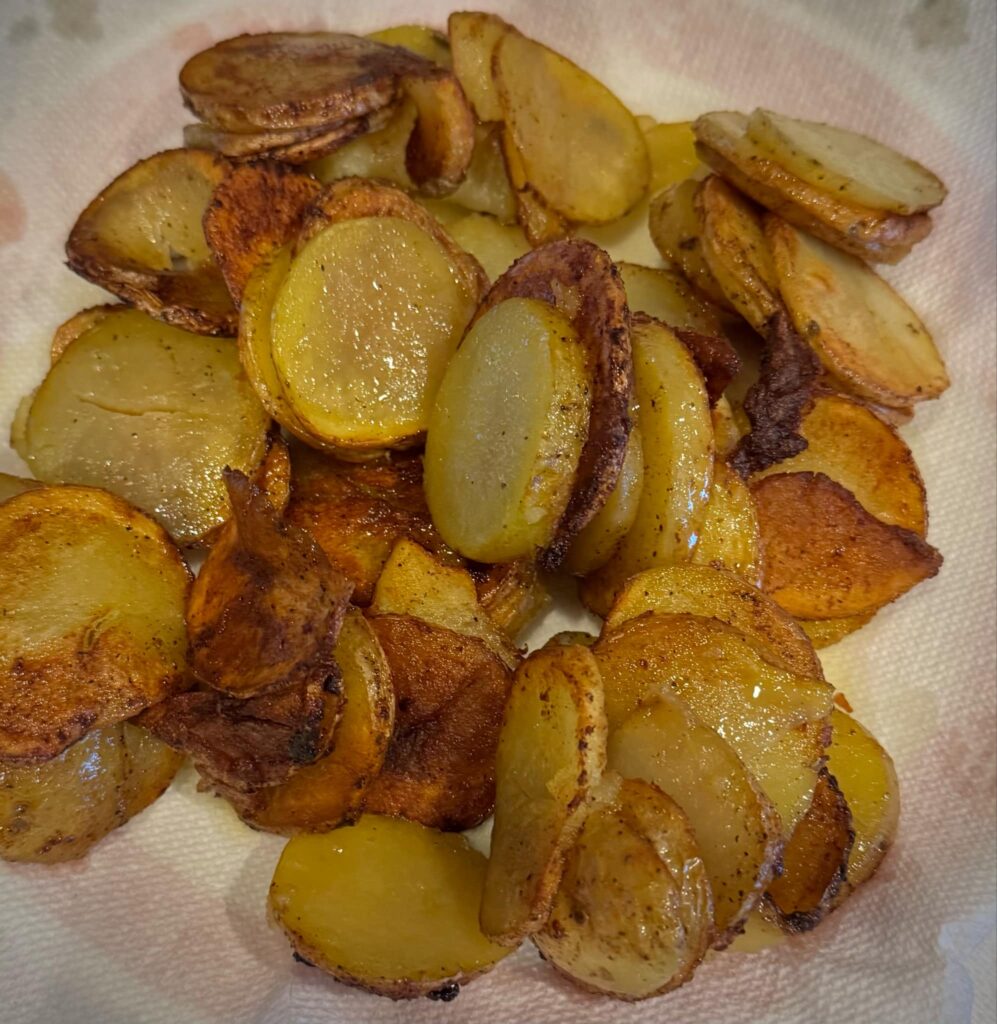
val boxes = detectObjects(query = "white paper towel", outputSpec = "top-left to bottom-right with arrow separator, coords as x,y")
0,2 -> 994,1022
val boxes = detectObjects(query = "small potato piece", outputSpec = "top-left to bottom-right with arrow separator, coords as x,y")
690,460 -> 762,585
66,149 -> 236,335
402,66 -> 476,196
269,816 -> 512,998
0,723 -> 181,863
536,776 -> 713,999
0,487 -> 190,762
644,120 -> 702,193
712,394 -> 742,457
448,12 -> 510,122
767,218 -> 949,407
610,698 -> 781,946
448,124 -> 518,224
447,212 -> 529,281
367,25 -> 451,67
753,472 -> 942,618
50,304 -> 124,363
481,645 -> 608,945
0,473 -> 40,504
494,30 -> 649,223
619,262 -> 727,337
16,308 -> 270,544
472,559 -> 549,639
800,613 -> 875,649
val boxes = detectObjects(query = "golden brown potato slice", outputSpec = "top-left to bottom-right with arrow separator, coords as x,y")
447,123 -> 518,223
618,261 -> 727,337
800,613 -> 875,649
49,303 -> 124,363
203,161 -> 322,305
270,815 -> 512,998
609,698 -> 781,946
471,559 -> 549,639
753,393 -> 927,535
536,775 -> 713,999
187,472 -> 352,698
0,723 -> 181,863
690,460 -> 762,585
367,25 -> 452,67
753,472 -> 942,618
66,149 -> 236,335
0,486 -> 190,762
447,212 -> 529,281
16,307 -> 270,545
767,218 -> 949,408
481,645 -> 608,945
0,472 -> 40,504
447,11 -> 510,122
364,614 -> 512,830
642,120 -> 703,192
746,109 -> 946,215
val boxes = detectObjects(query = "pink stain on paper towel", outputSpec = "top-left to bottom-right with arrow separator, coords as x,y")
0,172 -> 26,248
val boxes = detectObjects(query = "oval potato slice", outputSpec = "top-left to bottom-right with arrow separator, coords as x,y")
535,776 -> 713,999
690,460 -> 762,586
269,815 -> 512,998
447,11 -> 510,122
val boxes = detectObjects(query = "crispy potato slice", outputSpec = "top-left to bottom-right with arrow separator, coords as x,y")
187,472 -> 352,698
0,473 -> 40,504
746,109 -> 946,215
270,815 -> 512,997
767,218 -> 949,407
619,261 -> 727,337
49,303 -> 124,363
753,472 -> 942,618
494,30 -> 648,223
183,116 -> 367,163
0,486 -> 190,762
471,559 -> 549,639
0,723 -> 181,863
753,393 -> 927,535
447,11 -> 510,122
481,645 -> 608,945
203,161 -> 322,305
66,149 -> 236,335
690,460 -> 762,585
447,212 -> 529,281
767,768 -> 853,931
448,123 -> 518,223
609,698 -> 781,946
17,307 -> 270,544
364,614 -> 511,830
594,613 -> 833,834
693,112 -> 932,263
367,25 -> 451,67
644,120 -> 702,192
536,775 -> 713,999
800,613 -> 875,649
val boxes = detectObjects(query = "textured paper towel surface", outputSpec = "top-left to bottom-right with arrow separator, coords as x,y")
0,1 -> 994,1022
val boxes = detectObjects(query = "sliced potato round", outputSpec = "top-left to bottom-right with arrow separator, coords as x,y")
50,303 -> 124,363
16,307 -> 270,544
480,644 -> 608,945
447,212 -> 529,281
767,218 -> 949,407
0,472 -> 40,504
269,815 -> 512,997
0,486 -> 190,762
746,108 -> 947,215
619,261 -> 727,337
799,612 -> 875,649
367,25 -> 451,67
494,30 -> 649,223
536,775 -> 713,999
690,460 -> 762,585
447,11 -> 510,122
609,698 -> 781,946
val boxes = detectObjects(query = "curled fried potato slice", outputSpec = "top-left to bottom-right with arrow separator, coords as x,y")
690,460 -> 762,585
536,775 -> 713,999
0,486 -> 190,762
270,816 -> 512,997
481,644 -> 608,945
610,698 -> 781,946
447,11 -> 510,122
753,472 -> 942,618
619,261 -> 728,337
767,218 -> 949,407
66,149 -> 236,335
367,25 -> 452,66
17,307 -> 270,544
0,723 -> 181,863
800,613 -> 875,649
0,472 -> 40,504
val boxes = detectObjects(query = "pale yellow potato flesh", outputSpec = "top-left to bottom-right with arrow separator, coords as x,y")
712,394 -> 742,456
309,99 -> 417,188
447,11 -> 510,122
644,120 -> 702,193
800,613 -> 875,649
619,262 -> 727,336
690,460 -> 762,586
366,25 -> 451,66
424,297 -> 590,563
269,815 -> 512,997
447,212 -> 528,282
448,124 -> 518,224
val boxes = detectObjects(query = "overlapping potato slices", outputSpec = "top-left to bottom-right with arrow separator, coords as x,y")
689,461 -> 762,584
447,11 -> 509,122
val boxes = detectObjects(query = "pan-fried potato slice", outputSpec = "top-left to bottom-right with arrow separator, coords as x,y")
644,120 -> 702,192
424,297 -> 591,564
619,262 -> 727,337
753,393 -> 927,535
472,559 -> 549,639
365,614 -> 512,830
767,219 -> 949,407
183,116 -> 367,163
49,303 -> 124,363
594,613 -> 833,834
481,645 -> 607,945
690,460 -> 762,585
603,564 -> 822,678
0,723 -> 181,863
367,25 -> 452,67
447,12 -> 510,122
800,612 -> 875,649
494,30 -> 649,223
767,768 -> 853,931
203,161 -> 322,305
66,149 -> 236,335
746,109 -> 946,215
0,473 -> 40,504
448,124 -> 518,223
187,472 -> 352,698
500,129 -> 571,245
447,212 -> 529,281
0,486 -> 190,762
609,698 -> 781,946
16,307 -> 270,544
270,815 -> 512,998
753,472 -> 942,618
693,112 -> 932,263
536,775 -> 713,999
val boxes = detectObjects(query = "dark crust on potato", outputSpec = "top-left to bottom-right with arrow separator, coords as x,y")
471,239 -> 633,570
673,327 -> 741,406
729,310 -> 822,477
402,67 -> 476,196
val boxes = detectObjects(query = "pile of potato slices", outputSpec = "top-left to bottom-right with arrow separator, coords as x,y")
1,11 -> 947,1005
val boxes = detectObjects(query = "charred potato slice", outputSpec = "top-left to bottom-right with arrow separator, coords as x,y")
0,473 -> 40,504
536,775 -> 713,999
481,645 -> 608,944
0,486 -> 190,762
447,11 -> 510,122
269,815 -> 512,998
66,149 -> 236,335
16,307 -> 270,544
689,460 -> 762,585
